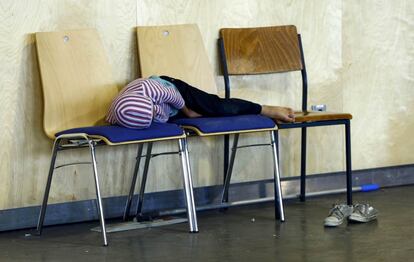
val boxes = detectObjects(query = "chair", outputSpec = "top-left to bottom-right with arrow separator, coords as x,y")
131,24 -> 285,221
218,25 -> 353,204
35,29 -> 198,246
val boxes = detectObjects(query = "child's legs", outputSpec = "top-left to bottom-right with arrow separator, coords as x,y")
160,76 -> 261,117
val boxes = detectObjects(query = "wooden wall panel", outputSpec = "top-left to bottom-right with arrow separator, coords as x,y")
0,0 -> 138,209
342,0 -> 414,169
137,0 -> 345,183
0,0 -> 412,210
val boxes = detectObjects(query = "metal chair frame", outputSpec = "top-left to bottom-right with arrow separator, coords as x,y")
123,139 -> 198,226
34,29 -> 198,246
135,24 -> 285,221
37,133 -> 198,246
220,131 -> 285,221
218,33 -> 352,205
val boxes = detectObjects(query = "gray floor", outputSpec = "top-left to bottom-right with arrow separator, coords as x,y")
0,186 -> 413,262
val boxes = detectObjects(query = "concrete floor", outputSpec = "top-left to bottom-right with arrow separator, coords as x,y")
0,185 -> 413,262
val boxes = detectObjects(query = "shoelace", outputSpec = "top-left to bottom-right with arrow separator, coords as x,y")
353,204 -> 372,215
329,205 -> 346,219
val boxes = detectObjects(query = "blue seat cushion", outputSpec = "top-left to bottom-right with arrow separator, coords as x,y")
171,115 -> 275,134
56,123 -> 184,144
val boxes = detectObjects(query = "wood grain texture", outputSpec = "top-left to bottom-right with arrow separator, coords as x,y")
136,24 -> 223,190
220,25 -> 303,75
342,0 -> 414,169
0,0 -> 139,210
294,111 -> 352,123
0,0 -> 413,210
36,29 -> 118,138
137,24 -> 217,94
137,0 -> 347,183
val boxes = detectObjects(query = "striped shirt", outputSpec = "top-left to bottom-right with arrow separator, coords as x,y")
106,78 -> 185,129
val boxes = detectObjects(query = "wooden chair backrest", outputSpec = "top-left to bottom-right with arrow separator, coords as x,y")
137,24 -> 218,94
36,29 -> 118,139
220,25 -> 303,75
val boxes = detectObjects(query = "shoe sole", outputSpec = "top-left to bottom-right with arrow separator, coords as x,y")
324,223 -> 341,227
348,214 -> 377,223
324,220 -> 343,227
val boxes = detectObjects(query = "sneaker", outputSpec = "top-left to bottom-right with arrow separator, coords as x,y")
348,203 -> 378,223
324,204 -> 354,227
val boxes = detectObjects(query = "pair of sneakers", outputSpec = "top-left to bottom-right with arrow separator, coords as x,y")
324,203 -> 378,227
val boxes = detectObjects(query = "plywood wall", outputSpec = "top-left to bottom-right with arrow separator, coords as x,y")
342,0 -> 414,167
0,0 -> 412,210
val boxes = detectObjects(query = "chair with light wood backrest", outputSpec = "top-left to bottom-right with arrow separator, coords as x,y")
35,29 -> 198,246
219,25 -> 353,204
130,24 -> 285,222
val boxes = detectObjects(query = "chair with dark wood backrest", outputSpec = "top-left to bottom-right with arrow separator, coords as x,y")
219,25 -> 353,205
131,24 -> 285,222
35,29 -> 198,246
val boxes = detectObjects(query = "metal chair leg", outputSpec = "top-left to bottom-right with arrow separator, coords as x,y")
88,141 -> 108,246
123,144 -> 144,221
36,138 -> 60,235
135,143 -> 153,219
300,127 -> 307,202
224,134 -> 230,184
221,134 -> 239,203
345,121 -> 353,205
271,131 -> 285,221
275,131 -> 280,164
179,138 -> 198,233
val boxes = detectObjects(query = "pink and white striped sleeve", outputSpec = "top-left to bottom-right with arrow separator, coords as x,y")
142,79 -> 185,110
106,92 -> 154,129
